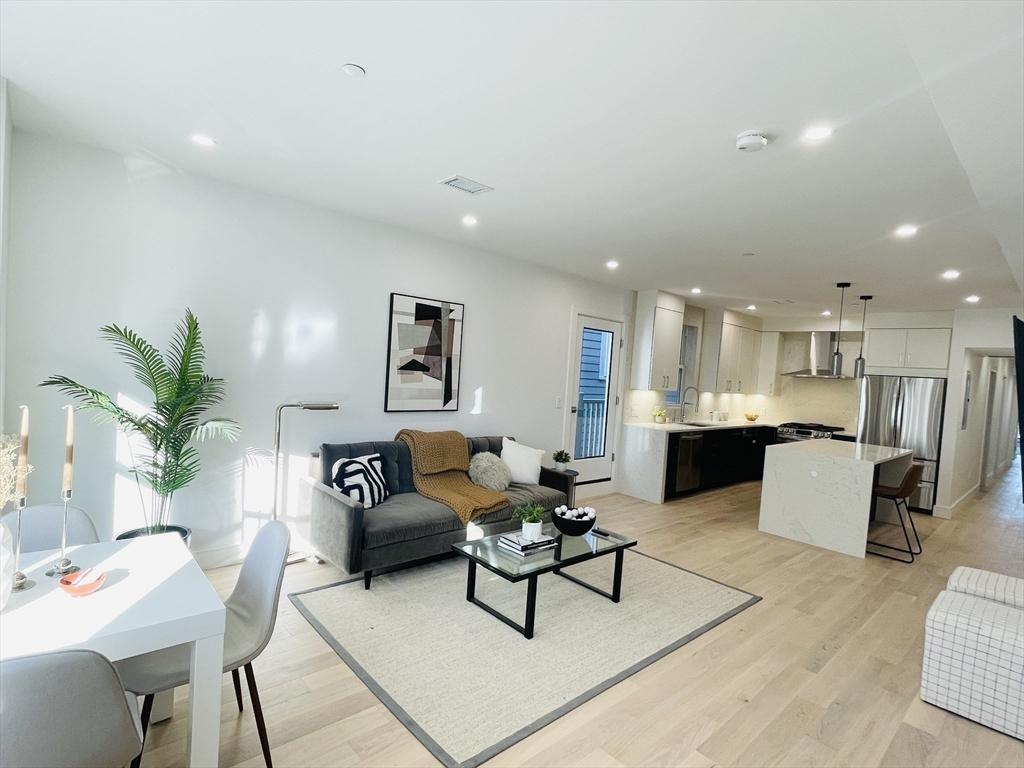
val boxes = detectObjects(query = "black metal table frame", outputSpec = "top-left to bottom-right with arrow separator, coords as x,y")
462,539 -> 635,639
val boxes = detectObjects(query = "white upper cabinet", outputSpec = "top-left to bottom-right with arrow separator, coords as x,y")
716,322 -> 741,392
866,327 -> 951,370
905,328 -> 952,369
651,306 -> 684,390
630,290 -> 685,391
756,331 -> 783,395
738,326 -> 761,393
865,328 -> 909,366
716,322 -> 761,393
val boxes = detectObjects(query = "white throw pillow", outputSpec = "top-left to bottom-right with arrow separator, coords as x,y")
501,437 -> 544,485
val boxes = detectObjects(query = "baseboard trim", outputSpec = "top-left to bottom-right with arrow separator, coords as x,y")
576,480 -> 616,500
933,483 -> 979,520
193,543 -> 243,570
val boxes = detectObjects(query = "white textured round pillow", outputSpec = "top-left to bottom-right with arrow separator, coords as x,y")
469,451 -> 512,491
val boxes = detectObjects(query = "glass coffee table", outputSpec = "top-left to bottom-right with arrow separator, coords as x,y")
451,524 -> 637,639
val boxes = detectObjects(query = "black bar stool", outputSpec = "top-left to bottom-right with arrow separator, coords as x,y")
867,464 -> 924,563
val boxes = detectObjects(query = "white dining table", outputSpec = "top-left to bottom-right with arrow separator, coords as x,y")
0,533 -> 226,767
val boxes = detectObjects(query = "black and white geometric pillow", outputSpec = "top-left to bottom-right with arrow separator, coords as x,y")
332,453 -> 390,509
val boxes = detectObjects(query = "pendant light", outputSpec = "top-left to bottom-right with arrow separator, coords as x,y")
853,294 -> 872,379
831,282 -> 851,377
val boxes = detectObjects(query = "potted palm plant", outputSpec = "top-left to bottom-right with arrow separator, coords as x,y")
42,309 -> 239,541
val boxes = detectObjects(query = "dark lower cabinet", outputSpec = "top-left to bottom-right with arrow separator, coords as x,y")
668,425 -> 775,495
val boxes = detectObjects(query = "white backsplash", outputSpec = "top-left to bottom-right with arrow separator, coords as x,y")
625,376 -> 862,431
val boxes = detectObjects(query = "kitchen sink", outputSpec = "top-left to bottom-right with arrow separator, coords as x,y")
680,420 -> 717,427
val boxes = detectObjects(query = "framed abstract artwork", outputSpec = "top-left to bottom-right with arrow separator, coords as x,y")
384,293 -> 464,411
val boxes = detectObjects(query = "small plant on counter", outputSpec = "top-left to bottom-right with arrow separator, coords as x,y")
652,406 -> 668,423
552,449 -> 571,471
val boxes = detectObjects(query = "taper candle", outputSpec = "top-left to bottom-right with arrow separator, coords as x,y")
62,405 -> 74,494
15,405 -> 28,498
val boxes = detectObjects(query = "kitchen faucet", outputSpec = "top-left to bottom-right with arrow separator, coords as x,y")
679,386 -> 699,421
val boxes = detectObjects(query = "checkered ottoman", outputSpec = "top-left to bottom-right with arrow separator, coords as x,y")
921,568 -> 1024,740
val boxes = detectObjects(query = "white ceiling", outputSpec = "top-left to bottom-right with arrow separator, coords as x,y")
2,0 -> 1022,316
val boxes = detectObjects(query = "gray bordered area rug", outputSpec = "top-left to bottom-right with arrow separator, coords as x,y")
289,550 -> 760,768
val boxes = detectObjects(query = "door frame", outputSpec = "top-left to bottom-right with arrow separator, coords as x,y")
562,306 -> 628,487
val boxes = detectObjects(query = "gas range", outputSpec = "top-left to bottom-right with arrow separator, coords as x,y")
776,422 -> 846,442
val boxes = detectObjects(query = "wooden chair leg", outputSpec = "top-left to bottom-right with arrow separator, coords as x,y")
244,663 -> 273,768
232,668 -> 244,712
130,694 -> 155,768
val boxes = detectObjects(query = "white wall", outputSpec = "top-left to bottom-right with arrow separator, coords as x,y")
0,79 -> 12,428
4,131 -> 633,564
980,356 -> 1019,485
935,307 -> 1020,516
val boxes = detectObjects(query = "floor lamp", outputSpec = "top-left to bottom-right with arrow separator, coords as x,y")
272,401 -> 340,563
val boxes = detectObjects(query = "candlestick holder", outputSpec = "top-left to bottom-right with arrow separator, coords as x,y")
12,497 -> 35,592
46,490 -> 79,578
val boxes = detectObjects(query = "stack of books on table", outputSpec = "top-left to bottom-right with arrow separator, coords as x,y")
497,533 -> 557,556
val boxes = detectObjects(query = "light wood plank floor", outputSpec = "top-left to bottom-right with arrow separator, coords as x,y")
144,459 -> 1024,768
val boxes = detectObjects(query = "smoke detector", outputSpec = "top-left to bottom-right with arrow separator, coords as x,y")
736,131 -> 769,152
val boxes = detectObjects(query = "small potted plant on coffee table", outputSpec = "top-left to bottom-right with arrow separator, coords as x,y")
511,502 -> 545,542
552,449 -> 571,472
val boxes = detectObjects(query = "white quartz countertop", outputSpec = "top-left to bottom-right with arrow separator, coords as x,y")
624,419 -> 778,433
767,439 -> 912,465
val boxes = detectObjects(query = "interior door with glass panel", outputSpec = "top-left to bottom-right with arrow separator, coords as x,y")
568,316 -> 622,484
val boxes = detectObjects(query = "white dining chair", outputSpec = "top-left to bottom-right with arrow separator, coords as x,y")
0,503 -> 100,552
115,520 -> 290,768
0,649 -> 144,768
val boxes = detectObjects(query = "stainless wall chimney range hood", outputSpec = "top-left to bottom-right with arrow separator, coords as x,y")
782,282 -> 859,380
783,331 -> 851,379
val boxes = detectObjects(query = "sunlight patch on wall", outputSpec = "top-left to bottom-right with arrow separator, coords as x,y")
284,310 -> 336,365
470,386 -> 484,415
250,309 -> 270,360
112,392 -> 153,532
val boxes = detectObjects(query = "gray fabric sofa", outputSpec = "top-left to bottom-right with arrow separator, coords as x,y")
302,436 -> 574,588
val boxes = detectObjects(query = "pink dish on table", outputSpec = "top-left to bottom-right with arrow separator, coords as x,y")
58,568 -> 107,597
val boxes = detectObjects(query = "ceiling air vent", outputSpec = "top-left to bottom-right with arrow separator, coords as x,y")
439,175 -> 493,195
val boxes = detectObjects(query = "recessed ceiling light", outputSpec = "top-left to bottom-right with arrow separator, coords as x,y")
190,133 -> 217,148
341,63 -> 367,78
821,310 -> 832,316
803,124 -> 833,142
965,294 -> 980,303
941,269 -> 960,280
746,304 -> 757,311
461,215 -> 477,227
691,287 -> 701,294
894,224 -> 919,238
605,260 -> 619,270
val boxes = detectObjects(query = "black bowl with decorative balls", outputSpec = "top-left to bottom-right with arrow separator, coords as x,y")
551,505 -> 597,536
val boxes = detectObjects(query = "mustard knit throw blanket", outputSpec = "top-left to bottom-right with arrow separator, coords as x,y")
396,429 -> 507,525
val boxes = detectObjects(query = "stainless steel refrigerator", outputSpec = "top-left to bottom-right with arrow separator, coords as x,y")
857,375 -> 946,512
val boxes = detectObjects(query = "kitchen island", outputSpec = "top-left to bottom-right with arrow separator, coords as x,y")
758,439 -> 913,558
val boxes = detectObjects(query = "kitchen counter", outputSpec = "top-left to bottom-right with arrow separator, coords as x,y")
618,420 -> 777,503
757,440 -> 913,558
626,419 -> 778,433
